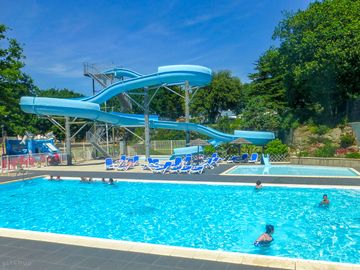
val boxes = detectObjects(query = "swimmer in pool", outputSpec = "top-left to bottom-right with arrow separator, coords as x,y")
108,178 -> 114,185
255,180 -> 262,189
254,225 -> 274,247
319,194 -> 330,206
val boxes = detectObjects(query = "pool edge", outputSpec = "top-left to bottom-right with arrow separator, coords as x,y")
221,165 -> 360,178
0,228 -> 357,270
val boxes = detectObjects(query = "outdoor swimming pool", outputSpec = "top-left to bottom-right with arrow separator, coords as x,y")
225,165 -> 360,177
0,178 -> 359,264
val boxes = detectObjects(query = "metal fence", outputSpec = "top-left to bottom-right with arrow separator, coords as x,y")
0,153 -> 67,174
268,154 -> 290,162
126,140 -> 186,156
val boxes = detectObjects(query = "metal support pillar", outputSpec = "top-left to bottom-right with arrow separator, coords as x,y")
144,88 -> 150,158
65,117 -> 72,165
184,81 -> 190,145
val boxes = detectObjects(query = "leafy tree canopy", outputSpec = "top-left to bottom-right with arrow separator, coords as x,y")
272,0 -> 360,123
0,24 -> 38,135
191,70 -> 243,123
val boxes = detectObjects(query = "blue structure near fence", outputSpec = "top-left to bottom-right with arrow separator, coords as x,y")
5,138 -> 59,156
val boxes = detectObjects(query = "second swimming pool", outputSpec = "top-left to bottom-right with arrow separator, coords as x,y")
0,179 -> 359,264
224,165 -> 360,177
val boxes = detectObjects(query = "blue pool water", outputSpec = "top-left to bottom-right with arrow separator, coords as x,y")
226,165 -> 359,177
0,179 -> 359,264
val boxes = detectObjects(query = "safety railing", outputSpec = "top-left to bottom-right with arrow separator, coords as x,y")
0,153 -> 67,174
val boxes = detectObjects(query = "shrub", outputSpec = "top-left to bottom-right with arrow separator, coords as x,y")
340,133 -> 355,148
345,152 -> 360,159
265,139 -> 288,155
314,143 -> 336,157
309,125 -> 330,135
298,151 -> 310,157
308,136 -> 331,145
203,145 -> 216,156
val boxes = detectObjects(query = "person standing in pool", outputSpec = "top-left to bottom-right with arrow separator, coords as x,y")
255,180 -> 262,189
254,225 -> 274,246
319,194 -> 330,206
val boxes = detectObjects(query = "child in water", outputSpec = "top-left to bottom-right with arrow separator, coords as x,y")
255,180 -> 262,189
254,225 -> 274,247
319,194 -> 330,206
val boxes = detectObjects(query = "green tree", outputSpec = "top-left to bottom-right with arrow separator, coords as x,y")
247,48 -> 287,112
0,24 -> 38,135
37,88 -> 83,98
273,0 -> 360,123
265,139 -> 288,155
191,70 -> 243,123
240,96 -> 282,131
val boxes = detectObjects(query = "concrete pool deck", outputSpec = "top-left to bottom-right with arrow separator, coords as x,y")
11,160 -> 360,186
0,162 -> 359,269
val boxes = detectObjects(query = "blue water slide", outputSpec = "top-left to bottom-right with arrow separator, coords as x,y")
20,65 -> 274,144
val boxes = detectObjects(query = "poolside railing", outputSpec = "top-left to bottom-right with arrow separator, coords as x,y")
0,153 -> 67,174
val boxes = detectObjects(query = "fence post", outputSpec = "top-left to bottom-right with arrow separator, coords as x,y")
6,155 -> 9,174
83,142 -> 85,161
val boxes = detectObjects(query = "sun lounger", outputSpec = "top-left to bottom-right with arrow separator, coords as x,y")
248,153 -> 258,163
169,164 -> 182,174
238,153 -> 249,163
190,165 -> 205,174
105,158 -> 117,170
133,155 -> 139,166
117,158 -> 134,171
179,165 -> 192,173
172,157 -> 182,167
152,161 -> 172,174
184,155 -> 192,165
141,157 -> 161,171
227,156 -> 240,163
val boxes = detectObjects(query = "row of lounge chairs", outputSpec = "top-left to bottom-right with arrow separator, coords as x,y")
142,153 -> 222,174
227,153 -> 258,163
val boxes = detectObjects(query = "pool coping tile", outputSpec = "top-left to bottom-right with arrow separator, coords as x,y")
0,228 -> 358,270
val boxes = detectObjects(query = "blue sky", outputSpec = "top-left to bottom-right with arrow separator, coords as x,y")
1,0 -> 313,95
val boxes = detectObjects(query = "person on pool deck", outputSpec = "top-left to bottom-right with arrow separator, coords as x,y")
320,194 -> 330,206
254,225 -> 274,247
255,180 -> 262,189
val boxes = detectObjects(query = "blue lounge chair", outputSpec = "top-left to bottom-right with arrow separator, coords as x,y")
141,158 -> 160,171
172,157 -> 182,167
239,153 -> 249,163
169,164 -> 182,174
248,153 -> 258,163
203,158 -> 215,169
153,161 -> 172,174
184,155 -> 192,165
133,155 -> 139,166
105,158 -> 117,170
117,159 -> 134,171
179,165 -> 192,173
227,156 -> 240,163
190,165 -> 205,174
116,155 -> 127,166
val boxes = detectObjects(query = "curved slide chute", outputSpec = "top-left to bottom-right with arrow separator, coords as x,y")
20,65 -> 274,144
